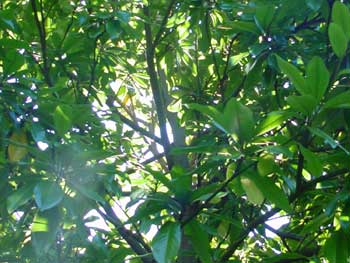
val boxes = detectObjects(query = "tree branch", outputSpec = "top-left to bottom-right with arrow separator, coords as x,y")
295,148 -> 304,194
302,168 -> 349,190
264,223 -> 303,241
219,167 -> 349,261
182,158 -> 248,225
144,6 -> 173,169
220,208 -> 280,262
98,202 -> 155,263
205,10 -> 221,81
152,0 -> 177,48
30,0 -> 52,87
108,103 -> 163,145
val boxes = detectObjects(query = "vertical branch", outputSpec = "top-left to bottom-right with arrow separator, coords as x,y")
84,37 -> 99,103
204,10 -> 221,81
143,6 -> 173,169
30,0 -> 52,86
152,0 -> 177,48
295,149 -> 304,194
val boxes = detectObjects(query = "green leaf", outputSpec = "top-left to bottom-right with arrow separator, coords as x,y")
324,231 -> 350,263
34,181 -> 64,211
188,103 -> 224,131
276,55 -> 307,95
299,146 -> 323,177
73,183 -> 106,204
185,220 -> 212,263
7,184 -> 34,213
189,99 -> 255,143
243,172 -> 291,212
265,252 -> 307,263
31,208 -> 61,256
152,222 -> 181,263
224,98 -> 254,143
106,20 -> 122,40
240,174 -> 265,205
256,111 -> 292,136
228,21 -> 260,34
254,5 -> 275,33
323,90 -> 350,109
170,165 -> 191,203
257,177 -> 291,212
257,155 -> 277,176
287,95 -> 318,115
305,56 -> 330,101
332,1 -> 350,40
3,49 -> 25,74
116,11 -> 131,24
53,105 -> 72,136
30,122 -> 47,142
308,127 -> 349,154
306,0 -> 322,11
8,129 -> 28,162
328,22 -> 348,58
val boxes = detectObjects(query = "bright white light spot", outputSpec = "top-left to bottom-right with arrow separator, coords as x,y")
237,11 -> 243,16
276,154 -> 283,161
61,53 -> 67,59
7,78 -> 17,83
37,141 -> 49,151
145,225 -> 158,241
85,209 -> 110,231
110,80 -> 123,93
283,82 -> 290,89
19,49 -> 25,54
33,104 -> 39,110
33,117 -> 39,122
291,120 -> 298,126
102,120 -> 116,131
25,96 -> 32,103
266,214 -> 290,238
267,37 -> 272,42
14,211 -> 24,220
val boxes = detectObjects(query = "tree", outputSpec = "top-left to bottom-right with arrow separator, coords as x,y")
1,0 -> 350,262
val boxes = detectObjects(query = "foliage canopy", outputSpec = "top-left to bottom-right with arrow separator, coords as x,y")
1,0 -> 350,262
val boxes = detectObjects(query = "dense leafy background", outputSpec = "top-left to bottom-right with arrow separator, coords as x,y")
1,0 -> 350,262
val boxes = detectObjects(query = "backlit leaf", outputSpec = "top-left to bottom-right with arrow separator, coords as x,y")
305,56 -> 329,101
241,174 -> 265,205
324,231 -> 350,263
31,208 -> 61,256
287,95 -> 317,115
276,55 -> 307,95
323,90 -> 350,109
254,5 -> 275,33
53,105 -> 72,136
34,181 -> 64,211
328,23 -> 348,58
300,146 -> 323,177
256,111 -> 292,136
224,98 -> 254,143
185,220 -> 212,263
7,184 -> 34,213
332,1 -> 350,40
106,20 -> 122,40
8,129 -> 28,162
152,222 -> 181,263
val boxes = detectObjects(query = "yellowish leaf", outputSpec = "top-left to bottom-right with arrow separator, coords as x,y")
8,129 -> 28,162
122,93 -> 131,106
